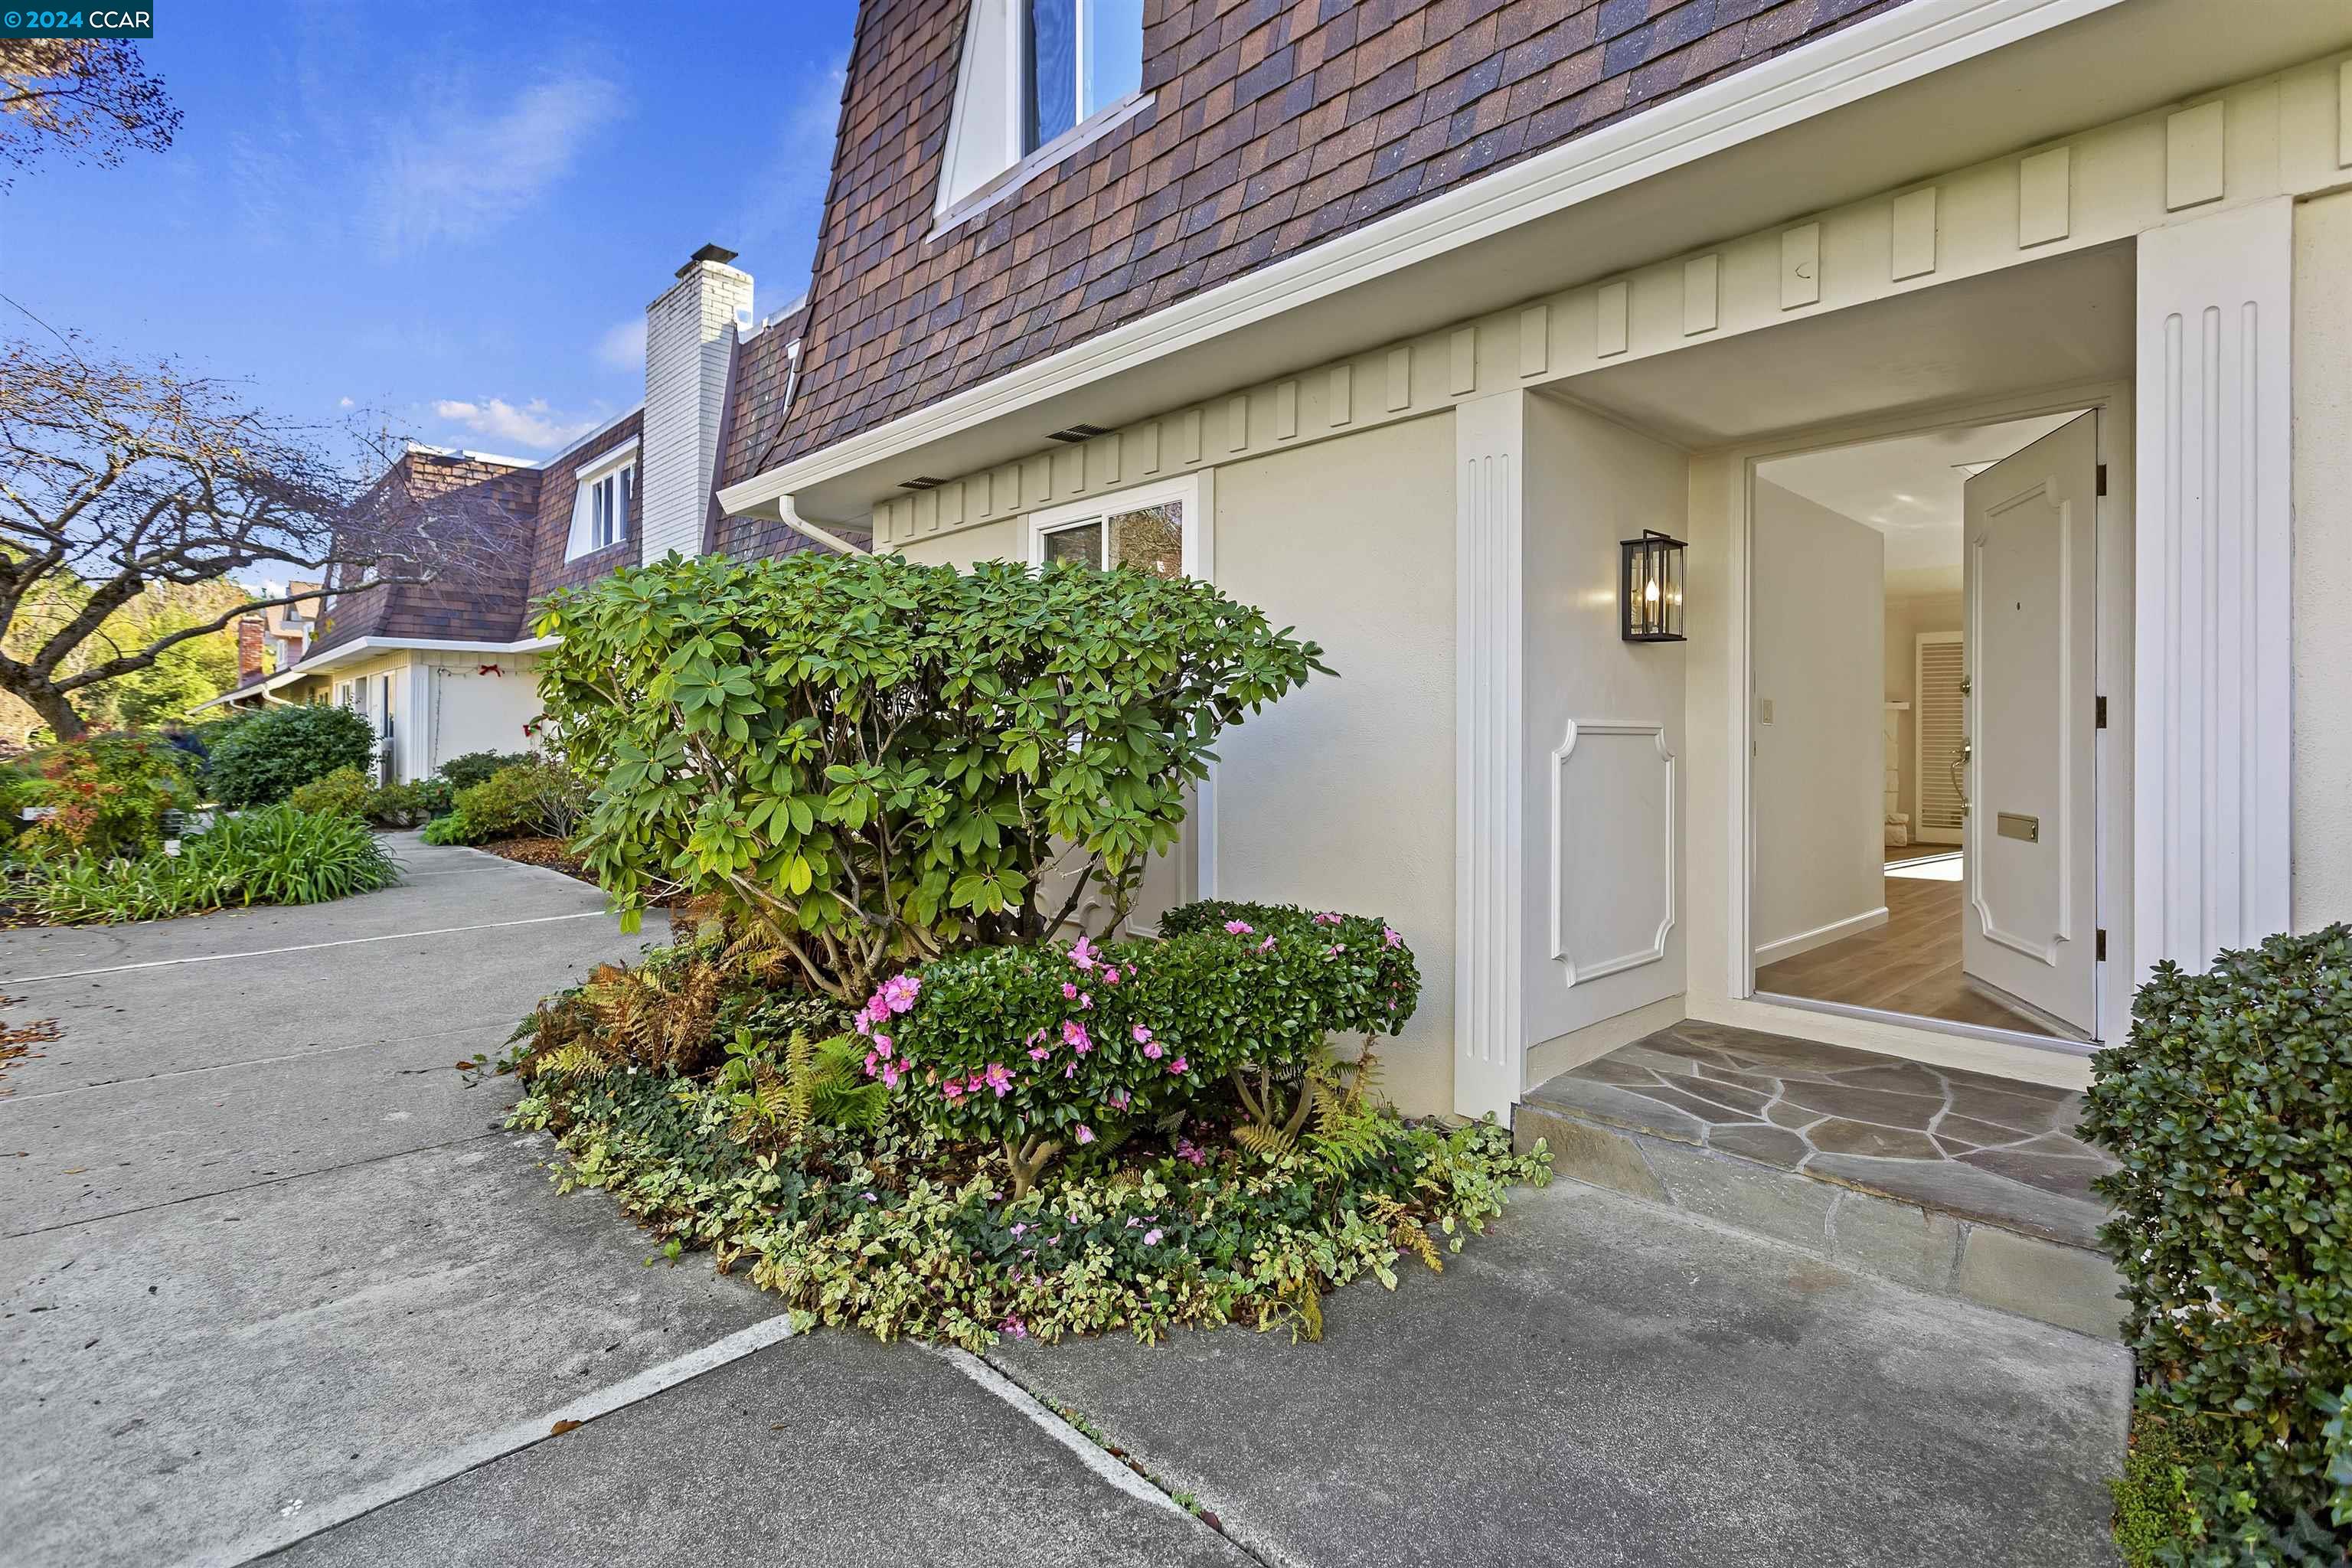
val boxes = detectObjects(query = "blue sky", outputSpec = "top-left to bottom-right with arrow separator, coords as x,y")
1,0 -> 857,459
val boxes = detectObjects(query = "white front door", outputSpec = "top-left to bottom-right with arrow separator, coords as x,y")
1960,410 -> 2099,1038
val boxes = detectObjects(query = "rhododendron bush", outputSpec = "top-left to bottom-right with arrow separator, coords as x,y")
531,551 -> 1327,1004
862,900 -> 1420,1193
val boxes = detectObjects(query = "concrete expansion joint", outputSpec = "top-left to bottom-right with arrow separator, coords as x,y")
962,1346 -> 1287,1568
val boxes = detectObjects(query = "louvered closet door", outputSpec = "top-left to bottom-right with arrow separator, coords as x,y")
1915,633 -> 1966,845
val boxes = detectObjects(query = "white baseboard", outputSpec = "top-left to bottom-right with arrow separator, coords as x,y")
1753,906 -> 1889,966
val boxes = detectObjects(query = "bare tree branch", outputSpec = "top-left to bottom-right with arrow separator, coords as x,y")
0,334 -> 518,737
0,39 -> 180,188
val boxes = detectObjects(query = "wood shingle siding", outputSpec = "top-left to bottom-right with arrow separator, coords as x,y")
759,0 -> 1913,475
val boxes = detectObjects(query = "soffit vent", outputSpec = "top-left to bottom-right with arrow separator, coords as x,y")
1047,423 -> 1112,443
897,476 -> 946,490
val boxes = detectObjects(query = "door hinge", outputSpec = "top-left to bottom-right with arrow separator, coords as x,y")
2096,928 -> 2108,962
2096,463 -> 2109,496
2096,694 -> 2108,728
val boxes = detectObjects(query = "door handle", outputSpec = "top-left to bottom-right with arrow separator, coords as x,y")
1949,738 -> 1971,811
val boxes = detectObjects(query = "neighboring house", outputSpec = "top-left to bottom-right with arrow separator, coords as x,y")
211,249 -> 851,779
701,0 -> 2352,1148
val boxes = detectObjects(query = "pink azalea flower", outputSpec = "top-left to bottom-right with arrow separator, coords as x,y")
1028,1045 -> 1050,1061
1256,935 -> 1276,952
864,1051 -> 880,1075
1107,1088 -> 1130,1109
1102,967 -> 1119,985
1142,1228 -> 1163,1246
1079,991 -> 1093,1010
874,1035 -> 892,1056
881,1063 -> 904,1089
1063,981 -> 1078,1000
1069,934 -> 1099,972
1002,1315 -> 1029,1340
1383,926 -> 1404,949
1223,920 -> 1253,936
1075,1124 -> 1096,1144
854,1014 -> 873,1037
1143,1040 -> 1164,1060
1064,1063 -> 1077,1078
942,1082 -> 964,1102
878,974 -> 922,1014
985,1062 -> 1014,1097
1169,1057 -> 1187,1074
1063,1019 -> 1093,1054
1132,1024 -> 1153,1044
1011,1222 -> 1027,1236
1315,911 -> 1344,926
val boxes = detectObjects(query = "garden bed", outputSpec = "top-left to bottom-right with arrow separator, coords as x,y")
504,911 -> 1551,1351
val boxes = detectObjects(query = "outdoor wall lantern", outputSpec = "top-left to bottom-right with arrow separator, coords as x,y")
1619,528 -> 1687,642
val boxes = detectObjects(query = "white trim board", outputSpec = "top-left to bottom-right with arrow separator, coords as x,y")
720,0 -> 2133,521
1752,905 -> 1890,966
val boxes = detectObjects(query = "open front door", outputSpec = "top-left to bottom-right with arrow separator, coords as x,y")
1960,411 -> 2099,1039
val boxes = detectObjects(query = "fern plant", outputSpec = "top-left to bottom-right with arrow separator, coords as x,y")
716,1028 -> 887,1142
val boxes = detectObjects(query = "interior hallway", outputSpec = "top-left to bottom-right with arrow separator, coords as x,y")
1753,853 -> 2060,1038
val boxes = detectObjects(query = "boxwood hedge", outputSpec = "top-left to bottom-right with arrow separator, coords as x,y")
2078,924 -> 2352,1563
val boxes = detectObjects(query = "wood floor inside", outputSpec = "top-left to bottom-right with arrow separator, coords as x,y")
1753,854 -> 2064,1038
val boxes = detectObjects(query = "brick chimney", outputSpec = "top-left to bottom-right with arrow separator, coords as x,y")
236,616 -> 267,684
642,243 -> 752,563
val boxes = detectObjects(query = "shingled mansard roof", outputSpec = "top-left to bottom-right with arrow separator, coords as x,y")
749,0 -> 1909,478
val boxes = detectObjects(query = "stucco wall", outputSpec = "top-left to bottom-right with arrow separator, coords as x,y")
898,517 -> 1019,568
1521,394 -> 1689,1054
2294,189 -> 2352,933
1749,479 -> 1887,959
1211,413 -> 1458,1113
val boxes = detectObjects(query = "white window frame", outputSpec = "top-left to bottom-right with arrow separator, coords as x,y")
1022,471 -> 1216,903
1022,471 -> 1210,581
934,0 -> 1150,226
565,440 -> 640,562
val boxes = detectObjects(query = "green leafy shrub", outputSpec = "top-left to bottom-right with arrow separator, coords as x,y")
870,903 -> 1418,1193
287,765 -> 371,818
511,1057 -> 1547,1349
15,733 -> 197,858
363,776 -> 452,828
430,759 -> 588,844
2079,925 -> 2352,1562
204,703 -> 375,807
0,762 -> 38,848
438,750 -> 534,790
15,803 -> 397,923
532,551 -> 1327,1001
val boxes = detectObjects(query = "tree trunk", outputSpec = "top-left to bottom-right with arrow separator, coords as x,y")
19,683 -> 87,742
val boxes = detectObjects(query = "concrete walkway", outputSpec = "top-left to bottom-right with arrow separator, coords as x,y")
0,838 -> 1236,1568
0,834 -> 2129,1566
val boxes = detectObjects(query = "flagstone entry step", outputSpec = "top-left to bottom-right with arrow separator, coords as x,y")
1513,1020 -> 2125,1338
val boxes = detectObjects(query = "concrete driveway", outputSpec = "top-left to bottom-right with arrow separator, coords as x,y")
0,834 -> 2127,1567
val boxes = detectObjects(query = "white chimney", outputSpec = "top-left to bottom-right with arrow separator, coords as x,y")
642,243 -> 752,562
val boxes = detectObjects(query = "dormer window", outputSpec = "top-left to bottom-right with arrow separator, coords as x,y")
937,0 -> 1145,221
566,441 -> 639,561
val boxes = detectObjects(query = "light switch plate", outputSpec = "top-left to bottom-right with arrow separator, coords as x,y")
1757,697 -> 1775,726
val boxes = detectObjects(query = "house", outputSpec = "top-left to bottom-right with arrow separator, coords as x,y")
699,0 -> 2352,1331
213,250 -> 851,779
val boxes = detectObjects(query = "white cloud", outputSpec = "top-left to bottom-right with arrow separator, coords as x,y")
595,317 -> 645,371
338,396 -> 354,409
367,73 -> 623,256
433,397 -> 600,452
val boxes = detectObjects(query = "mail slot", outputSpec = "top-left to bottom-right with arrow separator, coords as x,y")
1996,812 -> 2040,844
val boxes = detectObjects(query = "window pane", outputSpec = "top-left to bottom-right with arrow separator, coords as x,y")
617,465 -> 633,540
1024,0 -> 1076,150
1079,0 -> 1143,118
1042,521 -> 1102,567
1106,501 -> 1183,579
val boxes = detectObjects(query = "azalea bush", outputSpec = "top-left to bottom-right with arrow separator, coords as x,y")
866,900 -> 1419,1194
2079,924 -> 2352,1566
531,551 -> 1328,1003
